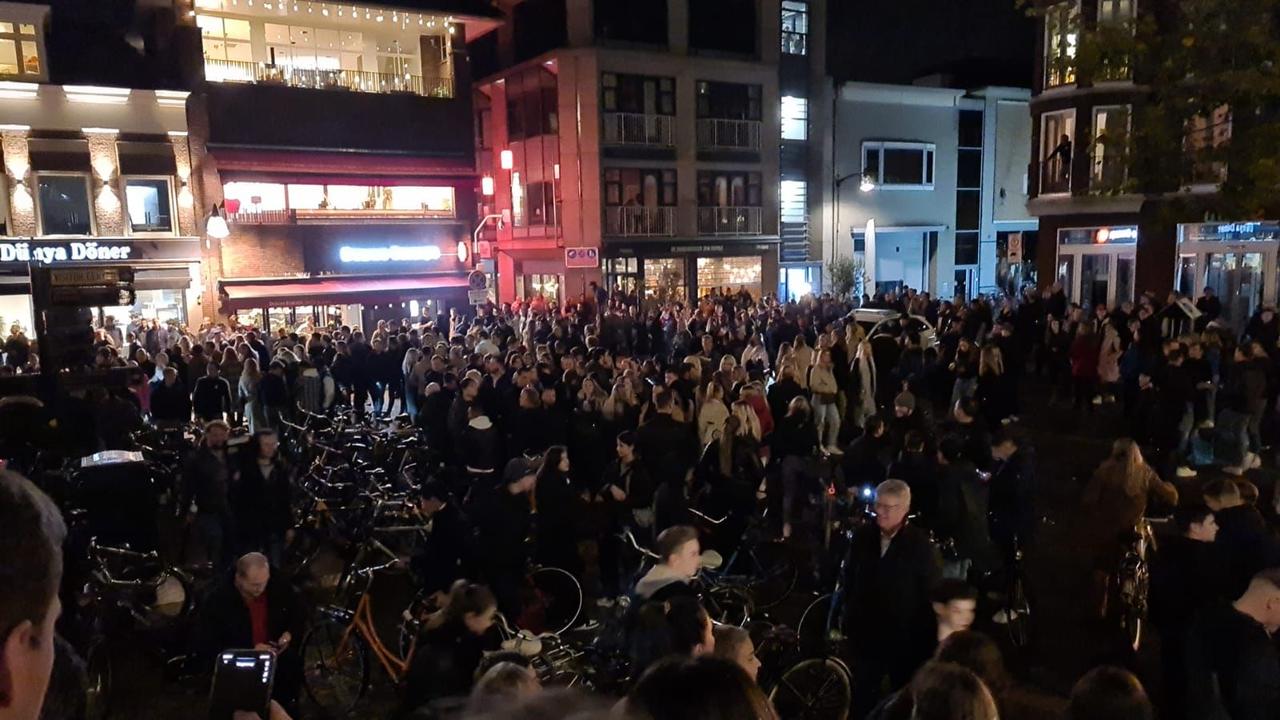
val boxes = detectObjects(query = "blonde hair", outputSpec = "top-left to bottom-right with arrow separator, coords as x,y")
979,346 -> 1004,376
732,401 -> 761,441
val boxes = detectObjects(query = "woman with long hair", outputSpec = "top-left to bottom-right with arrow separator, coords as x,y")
975,345 -> 1011,426
534,446 -> 582,575
238,356 -> 265,434
1083,439 -> 1179,532
850,338 -> 878,430
698,382 -> 731,447
400,580 -> 500,715
602,376 -> 640,433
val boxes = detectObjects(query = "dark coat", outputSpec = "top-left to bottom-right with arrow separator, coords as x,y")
231,453 -> 293,546
149,379 -> 191,424
1185,601 -> 1280,720
636,413 -> 698,488
401,620 -> 498,713
194,574 -> 302,667
1213,504 -> 1280,600
411,503 -> 475,595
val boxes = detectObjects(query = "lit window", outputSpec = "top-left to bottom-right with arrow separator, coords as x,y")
781,0 -> 808,55
1091,105 -> 1130,190
1097,0 -> 1135,25
36,174 -> 94,235
223,182 -> 288,212
862,142 -> 936,189
0,20 -> 40,77
780,180 -> 807,223
1044,2 -> 1080,88
124,178 -> 175,234
781,96 -> 808,141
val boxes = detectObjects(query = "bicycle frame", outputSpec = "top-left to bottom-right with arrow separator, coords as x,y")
331,589 -> 415,683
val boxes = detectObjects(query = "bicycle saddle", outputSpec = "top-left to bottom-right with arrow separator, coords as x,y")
699,550 -> 723,570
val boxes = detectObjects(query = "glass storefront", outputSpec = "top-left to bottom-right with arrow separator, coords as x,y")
519,274 -> 562,303
604,257 -> 639,296
1178,222 -> 1280,333
696,256 -> 762,297
644,258 -> 687,302
1056,226 -> 1137,308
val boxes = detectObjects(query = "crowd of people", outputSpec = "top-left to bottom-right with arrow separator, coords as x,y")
3,277 -> 1280,719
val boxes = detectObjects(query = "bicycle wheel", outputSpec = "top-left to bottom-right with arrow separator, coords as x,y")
706,584 -> 754,626
518,566 -> 583,635
743,541 -> 799,609
301,617 -> 370,714
1006,574 -> 1032,650
83,639 -> 112,720
768,656 -> 852,720
795,594 -> 832,656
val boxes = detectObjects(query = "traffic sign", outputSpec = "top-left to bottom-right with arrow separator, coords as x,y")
565,247 -> 600,268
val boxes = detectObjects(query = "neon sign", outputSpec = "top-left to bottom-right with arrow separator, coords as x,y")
338,245 -> 443,263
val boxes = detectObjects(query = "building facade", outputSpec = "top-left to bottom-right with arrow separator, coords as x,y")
832,82 -> 1036,300
183,0 -> 501,328
0,2 -> 202,335
473,0 -> 828,306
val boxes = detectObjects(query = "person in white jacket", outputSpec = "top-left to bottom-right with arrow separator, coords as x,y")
792,335 -> 816,389
740,334 -> 771,380
850,339 -> 878,430
698,382 -> 731,447
809,350 -> 842,454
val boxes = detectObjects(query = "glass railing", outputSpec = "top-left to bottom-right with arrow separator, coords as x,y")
697,206 -> 762,235
203,58 -> 453,98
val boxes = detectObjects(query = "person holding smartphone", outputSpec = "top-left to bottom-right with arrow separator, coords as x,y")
195,553 -> 303,715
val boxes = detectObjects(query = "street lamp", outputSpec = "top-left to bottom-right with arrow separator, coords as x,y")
206,203 -> 230,239
833,172 -> 875,263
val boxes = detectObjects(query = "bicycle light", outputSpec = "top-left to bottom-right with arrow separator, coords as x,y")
860,485 -> 875,500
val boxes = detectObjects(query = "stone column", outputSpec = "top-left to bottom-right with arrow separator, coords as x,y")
85,130 -> 123,236
170,133 -> 198,237
1,129 -> 33,236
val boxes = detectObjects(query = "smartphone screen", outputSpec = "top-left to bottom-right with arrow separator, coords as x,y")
208,650 -> 276,720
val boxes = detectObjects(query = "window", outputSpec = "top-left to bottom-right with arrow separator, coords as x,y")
223,182 -> 288,212
523,181 -> 559,226
644,257 -> 687,301
511,171 -> 524,225
36,174 -> 93,235
197,14 -> 253,64
123,178 -> 174,234
781,95 -> 808,141
604,257 -> 639,296
780,180 -> 807,223
263,23 -> 366,73
1095,0 -> 1135,80
1040,110 -> 1075,194
698,171 -> 762,206
955,232 -> 980,266
862,142 -> 936,188
1097,0 -> 1135,25
781,1 -> 808,55
1091,105 -> 1130,190
696,81 -> 762,120
0,21 -> 39,77
602,73 -> 675,115
1044,2 -> 1079,88
689,0 -> 755,56
604,168 -> 677,207
594,0 -> 667,46
1184,105 -> 1231,184
507,69 -> 558,141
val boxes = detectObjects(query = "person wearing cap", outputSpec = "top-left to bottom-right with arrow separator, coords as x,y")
473,455 -> 538,616
410,481 -> 475,602
887,389 -> 932,458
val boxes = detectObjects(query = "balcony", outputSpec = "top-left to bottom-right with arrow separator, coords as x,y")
227,209 -> 294,225
605,206 -> 676,237
698,206 -> 762,236
1090,152 -> 1128,194
1038,157 -> 1071,195
697,118 -> 761,151
602,113 -> 675,147
203,58 -> 453,98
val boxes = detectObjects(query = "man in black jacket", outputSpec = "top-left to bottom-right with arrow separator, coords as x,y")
844,479 -> 942,716
410,480 -> 475,600
191,362 -> 234,423
1205,478 -> 1280,600
637,389 -> 698,531
182,420 -> 236,567
194,553 -> 303,712
1185,568 -> 1280,720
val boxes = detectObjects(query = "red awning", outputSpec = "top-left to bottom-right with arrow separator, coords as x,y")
221,274 -> 470,311
210,148 -> 477,185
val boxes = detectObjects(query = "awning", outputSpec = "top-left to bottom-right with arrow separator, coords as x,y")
221,274 -> 469,311
210,148 -> 477,185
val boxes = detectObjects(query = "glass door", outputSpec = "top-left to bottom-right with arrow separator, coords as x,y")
1115,254 -> 1135,306
1080,254 -> 1111,309
1057,255 -> 1076,302
1205,252 -> 1264,329
1176,255 -> 1198,297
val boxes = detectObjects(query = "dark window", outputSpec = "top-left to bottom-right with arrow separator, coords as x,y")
863,148 -> 880,180
959,110 -> 984,148
37,174 -> 93,235
957,148 -> 982,189
595,0 -> 668,45
602,73 -> 676,115
956,189 -> 980,231
883,148 -> 926,185
506,69 -> 558,141
604,168 -> 677,207
697,171 -> 762,206
123,178 -> 174,233
689,0 -> 755,55
696,81 -> 761,120
955,231 -> 979,265
513,0 -> 568,63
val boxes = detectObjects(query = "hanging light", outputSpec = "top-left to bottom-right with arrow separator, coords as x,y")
481,175 -> 495,196
859,176 -> 876,193
457,241 -> 469,264
499,150 -> 513,170
206,203 -> 230,239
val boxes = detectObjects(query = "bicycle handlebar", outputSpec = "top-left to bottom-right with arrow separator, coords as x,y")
620,529 -> 661,560
687,507 -> 727,526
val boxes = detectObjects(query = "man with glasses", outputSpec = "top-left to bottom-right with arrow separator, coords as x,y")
844,479 -> 943,716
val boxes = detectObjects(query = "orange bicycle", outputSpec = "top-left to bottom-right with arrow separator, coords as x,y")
300,539 -> 409,715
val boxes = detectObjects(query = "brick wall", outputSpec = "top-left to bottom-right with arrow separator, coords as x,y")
220,225 -> 306,278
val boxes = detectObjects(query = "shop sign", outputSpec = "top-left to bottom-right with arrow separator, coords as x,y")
1059,226 -> 1138,246
1183,221 -> 1280,243
1007,233 -> 1023,263
468,289 -> 490,305
0,241 -> 133,263
338,245 -> 442,263
565,247 -> 600,268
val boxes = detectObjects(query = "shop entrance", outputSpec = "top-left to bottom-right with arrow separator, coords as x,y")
1177,222 -> 1280,333
1055,226 -> 1137,309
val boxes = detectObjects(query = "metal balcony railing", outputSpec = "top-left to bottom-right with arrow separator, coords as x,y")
226,209 -> 294,225
605,206 -> 676,236
602,113 -> 675,147
697,206 -> 762,236
203,58 -> 453,98
696,118 -> 762,151
1038,157 -> 1072,195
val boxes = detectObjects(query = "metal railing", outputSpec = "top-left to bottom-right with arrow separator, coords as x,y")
203,58 -> 453,98
781,31 -> 807,55
697,206 -> 762,236
1038,157 -> 1072,195
605,206 -> 676,236
226,209 -> 294,225
696,118 -> 761,151
602,113 -> 675,147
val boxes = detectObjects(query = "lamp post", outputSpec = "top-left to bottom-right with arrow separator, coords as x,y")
832,171 -> 873,264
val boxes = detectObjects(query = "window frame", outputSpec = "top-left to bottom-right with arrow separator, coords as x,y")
781,95 -> 808,141
1043,1 -> 1080,89
121,175 -> 177,237
601,73 -> 677,116
780,0 -> 808,56
0,19 -> 41,78
34,172 -> 96,237
861,141 -> 937,190
696,80 -> 762,121
697,170 -> 762,207
603,168 -> 678,208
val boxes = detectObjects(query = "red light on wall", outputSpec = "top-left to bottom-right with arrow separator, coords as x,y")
499,150 -> 513,170
481,175 -> 495,196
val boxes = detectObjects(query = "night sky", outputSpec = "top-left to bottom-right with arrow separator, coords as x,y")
828,0 -> 1036,88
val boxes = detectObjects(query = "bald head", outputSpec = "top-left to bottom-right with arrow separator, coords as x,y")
1235,568 -> 1280,633
234,553 -> 270,600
